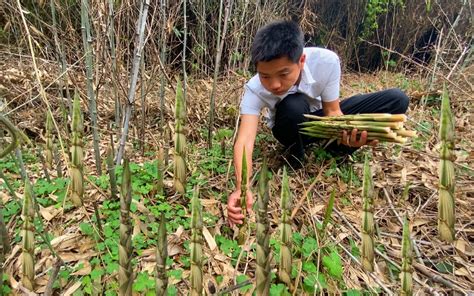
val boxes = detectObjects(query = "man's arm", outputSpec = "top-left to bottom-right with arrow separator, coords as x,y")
322,100 -> 343,116
227,114 -> 259,226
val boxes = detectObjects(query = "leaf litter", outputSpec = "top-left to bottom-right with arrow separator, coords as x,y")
0,55 -> 473,294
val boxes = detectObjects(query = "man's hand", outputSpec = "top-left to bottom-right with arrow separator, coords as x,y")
341,129 -> 378,147
227,190 -> 253,227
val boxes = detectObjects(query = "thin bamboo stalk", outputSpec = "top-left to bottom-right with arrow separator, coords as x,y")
54,144 -> 63,178
438,85 -> 455,242
15,148 -> 27,181
106,144 -> 118,200
155,213 -> 168,295
182,0 -> 187,103
300,122 -> 393,134
207,0 -> 233,149
299,131 -> 407,144
237,146 -> 248,245
159,0 -> 167,128
119,158 -> 133,295
304,113 -> 407,122
401,216 -> 413,296
256,158 -> 270,296
70,92 -> 84,207
22,179 -> 35,291
116,0 -> 151,165
278,167 -> 293,291
174,78 -> 186,194
45,111 -> 54,168
139,55 -> 146,155
156,147 -> 165,196
0,115 -> 19,159
0,194 -> 10,291
361,155 -> 375,272
50,0 -> 72,115
190,186 -> 203,296
81,0 -> 101,175
107,0 -> 121,130
321,189 -> 336,234
0,168 -> 19,201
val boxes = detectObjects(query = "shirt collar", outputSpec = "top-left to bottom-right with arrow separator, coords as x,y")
300,62 -> 315,85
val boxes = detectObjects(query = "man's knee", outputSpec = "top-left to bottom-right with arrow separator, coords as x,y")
386,88 -> 409,113
275,93 -> 310,122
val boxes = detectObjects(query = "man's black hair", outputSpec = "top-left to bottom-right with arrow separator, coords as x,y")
251,20 -> 304,67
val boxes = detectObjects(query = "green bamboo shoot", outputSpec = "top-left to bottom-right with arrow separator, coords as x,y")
237,146 -> 249,245
401,216 -> 413,296
155,213 -> 168,295
70,92 -> 84,207
361,155 -> 375,272
174,78 -> 186,194
278,167 -> 293,291
22,179 -> 35,291
119,158 -> 133,295
256,158 -> 271,295
190,187 -> 203,296
438,85 -> 455,242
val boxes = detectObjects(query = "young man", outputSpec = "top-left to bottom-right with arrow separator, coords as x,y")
227,21 -> 409,226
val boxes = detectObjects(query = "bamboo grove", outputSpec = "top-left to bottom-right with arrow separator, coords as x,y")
0,89 -> 460,292
0,0 -> 466,294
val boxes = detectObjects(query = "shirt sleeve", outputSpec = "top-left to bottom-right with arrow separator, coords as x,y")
240,85 -> 265,115
320,57 -> 341,102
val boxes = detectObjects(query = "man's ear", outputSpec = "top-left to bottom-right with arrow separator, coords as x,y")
299,54 -> 306,66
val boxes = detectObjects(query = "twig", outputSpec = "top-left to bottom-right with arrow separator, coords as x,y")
44,258 -> 64,296
216,279 -> 252,296
382,188 -> 424,266
413,262 -> 470,292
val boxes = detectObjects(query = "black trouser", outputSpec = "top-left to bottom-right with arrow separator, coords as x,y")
271,88 -> 410,159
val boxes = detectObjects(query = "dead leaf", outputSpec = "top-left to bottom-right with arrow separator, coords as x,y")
454,239 -> 474,257
39,206 -> 60,221
454,267 -> 471,277
71,260 -> 92,276
310,204 -> 325,216
203,226 -> 217,251
63,282 -> 81,296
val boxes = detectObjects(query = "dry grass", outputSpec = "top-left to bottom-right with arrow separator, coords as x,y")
0,52 -> 473,294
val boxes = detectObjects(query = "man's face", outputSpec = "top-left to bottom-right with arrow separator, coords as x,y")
256,54 -> 305,96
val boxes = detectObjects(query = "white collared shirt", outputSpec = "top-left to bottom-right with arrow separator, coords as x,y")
240,47 -> 341,128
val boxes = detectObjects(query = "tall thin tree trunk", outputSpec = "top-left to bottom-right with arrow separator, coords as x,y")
159,0 -> 167,130
50,0 -> 72,128
116,0 -> 151,165
182,0 -> 187,103
81,0 -> 102,175
208,0 -> 233,149
108,0 -> 121,131
139,56 -> 146,155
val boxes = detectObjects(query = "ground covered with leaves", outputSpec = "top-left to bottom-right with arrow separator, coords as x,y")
0,55 -> 473,295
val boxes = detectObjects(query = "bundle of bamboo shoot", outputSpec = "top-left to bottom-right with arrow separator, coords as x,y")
300,114 -> 416,144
